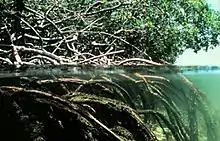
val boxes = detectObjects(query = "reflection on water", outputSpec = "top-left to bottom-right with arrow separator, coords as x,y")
183,70 -> 220,75
0,65 -> 179,79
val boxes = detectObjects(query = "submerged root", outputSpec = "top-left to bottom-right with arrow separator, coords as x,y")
0,86 -> 156,141
0,70 -> 219,141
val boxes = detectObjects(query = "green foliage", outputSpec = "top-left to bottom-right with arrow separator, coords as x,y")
1,0 -> 219,65
108,0 -> 220,62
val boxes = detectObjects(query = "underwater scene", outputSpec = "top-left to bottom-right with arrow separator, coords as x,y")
0,65 -> 219,141
183,69 -> 220,112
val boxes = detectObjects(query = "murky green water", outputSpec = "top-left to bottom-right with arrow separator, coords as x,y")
184,71 -> 220,141
184,71 -> 220,111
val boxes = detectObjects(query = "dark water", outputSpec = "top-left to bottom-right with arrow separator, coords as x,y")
0,65 -> 219,140
0,65 -> 219,110
0,65 -> 219,97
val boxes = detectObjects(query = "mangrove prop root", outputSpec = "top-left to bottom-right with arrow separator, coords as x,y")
0,86 -> 157,141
